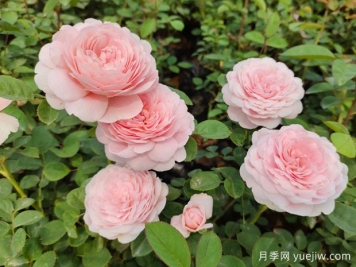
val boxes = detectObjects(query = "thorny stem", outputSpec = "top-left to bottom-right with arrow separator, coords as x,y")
250,205 -> 268,224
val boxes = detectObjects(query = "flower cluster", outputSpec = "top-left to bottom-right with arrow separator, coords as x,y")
34,19 -> 198,242
30,18 -> 348,246
223,58 -> 348,217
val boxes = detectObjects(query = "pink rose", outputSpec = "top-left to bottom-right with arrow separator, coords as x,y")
35,18 -> 159,123
222,57 -> 304,129
170,193 -> 213,238
96,84 -> 195,171
83,165 -> 168,244
240,125 -> 348,216
0,98 -> 19,145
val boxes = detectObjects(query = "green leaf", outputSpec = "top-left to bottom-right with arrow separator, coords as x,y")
66,187 -> 85,210
306,82 -> 333,94
170,20 -> 184,31
0,21 -> 21,32
217,74 -> 227,87
39,220 -> 66,245
294,230 -> 307,250
169,87 -> 193,105
184,137 -> 198,162
177,62 -> 192,69
332,59 -> 356,86
266,36 -> 288,48
33,251 -> 56,267
0,222 -> 10,237
253,0 -> 266,10
44,0 -> 59,15
145,222 -> 191,267
11,228 -> 26,257
140,18 -> 156,38
15,198 -> 35,212
23,238 -> 42,261
0,178 -> 13,197
20,175 -> 40,189
14,210 -> 43,228
1,12 -> 18,24
218,255 -> 246,267
251,237 -> 279,267
37,100 -> 59,125
323,121 -> 349,134
328,202 -> 356,233
50,134 -> 80,158
280,45 -> 335,60
214,167 -> 244,198
28,126 -> 58,153
190,171 -> 221,191
245,31 -> 265,44
131,232 -> 153,257
265,12 -> 280,37
196,232 -> 222,267
0,75 -> 34,100
83,248 -> 112,267
341,156 -> 356,181
43,162 -> 70,181
330,133 -> 356,158
320,95 -> 339,109
194,120 -> 231,139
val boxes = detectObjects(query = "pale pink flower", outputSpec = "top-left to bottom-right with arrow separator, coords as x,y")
240,125 -> 348,216
96,84 -> 195,171
170,193 -> 213,238
35,18 -> 159,123
222,57 -> 304,129
0,98 -> 19,145
83,165 -> 168,244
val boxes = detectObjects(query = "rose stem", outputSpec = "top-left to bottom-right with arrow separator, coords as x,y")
250,205 -> 268,224
342,94 -> 356,126
0,160 -> 43,214
212,198 -> 239,223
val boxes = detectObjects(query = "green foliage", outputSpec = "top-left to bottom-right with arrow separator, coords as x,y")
145,222 -> 191,267
196,231 -> 222,267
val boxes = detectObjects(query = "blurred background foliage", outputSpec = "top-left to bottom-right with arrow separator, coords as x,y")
0,0 -> 356,266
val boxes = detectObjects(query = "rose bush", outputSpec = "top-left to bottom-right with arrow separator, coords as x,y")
34,18 -> 158,123
96,83 -> 195,171
240,124 -> 348,216
83,164 -> 168,244
0,98 -> 19,145
170,193 -> 213,238
222,57 -> 304,129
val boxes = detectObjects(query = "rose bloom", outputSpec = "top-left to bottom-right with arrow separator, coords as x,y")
96,83 -> 195,171
170,193 -> 213,238
240,124 -> 348,216
222,57 -> 304,129
83,165 -> 168,244
35,18 -> 159,123
0,98 -> 19,145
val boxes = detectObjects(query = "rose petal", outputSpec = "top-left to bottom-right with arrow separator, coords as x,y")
48,69 -> 87,101
99,95 -> 143,123
0,113 -> 19,145
65,93 -> 108,122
